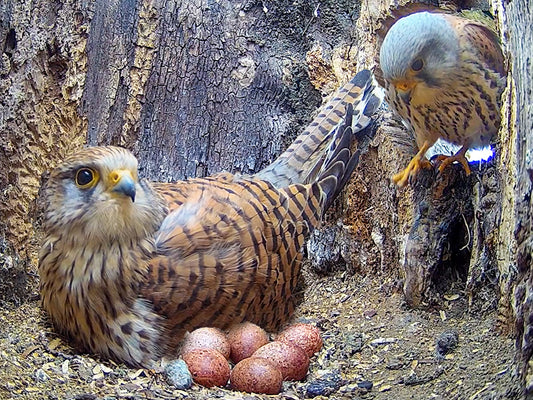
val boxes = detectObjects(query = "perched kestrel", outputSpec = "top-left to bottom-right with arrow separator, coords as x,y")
379,11 -> 506,186
38,70 -> 381,367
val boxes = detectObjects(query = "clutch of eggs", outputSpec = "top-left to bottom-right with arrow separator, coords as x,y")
179,321 -> 323,394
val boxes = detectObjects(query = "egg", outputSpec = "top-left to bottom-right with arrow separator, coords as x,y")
252,340 -> 309,380
230,357 -> 283,394
181,349 -> 230,387
180,327 -> 231,359
227,322 -> 269,363
276,323 -> 323,357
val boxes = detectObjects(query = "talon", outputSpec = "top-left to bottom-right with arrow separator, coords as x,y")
393,141 -> 432,187
437,146 -> 471,175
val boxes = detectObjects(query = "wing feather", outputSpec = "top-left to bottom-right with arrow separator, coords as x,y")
444,15 -> 506,76
142,177 -> 310,345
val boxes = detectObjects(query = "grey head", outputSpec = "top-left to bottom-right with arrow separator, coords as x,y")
379,12 -> 461,88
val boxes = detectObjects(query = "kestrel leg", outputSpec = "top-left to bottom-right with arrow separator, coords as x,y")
393,140 -> 433,187
435,145 -> 471,175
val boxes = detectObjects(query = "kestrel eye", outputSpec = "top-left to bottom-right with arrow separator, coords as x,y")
75,168 -> 98,188
411,59 -> 424,72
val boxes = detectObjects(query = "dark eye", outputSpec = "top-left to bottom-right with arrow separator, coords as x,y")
411,59 -> 424,72
75,168 -> 97,188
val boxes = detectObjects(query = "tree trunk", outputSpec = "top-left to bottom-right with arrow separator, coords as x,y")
0,0 -> 531,395
0,0 -> 363,305
504,0 -> 533,393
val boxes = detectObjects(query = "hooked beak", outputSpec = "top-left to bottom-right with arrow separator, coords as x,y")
109,170 -> 136,202
398,89 -> 412,105
394,80 -> 417,105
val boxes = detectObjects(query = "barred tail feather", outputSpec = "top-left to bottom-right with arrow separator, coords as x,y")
315,104 -> 361,211
254,69 -> 382,188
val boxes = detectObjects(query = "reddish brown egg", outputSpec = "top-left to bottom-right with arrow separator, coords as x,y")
180,327 -> 231,359
227,322 -> 269,363
276,323 -> 323,357
230,357 -> 283,394
252,340 -> 309,380
182,348 -> 230,387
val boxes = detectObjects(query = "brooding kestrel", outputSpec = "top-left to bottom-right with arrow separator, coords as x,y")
38,70 -> 381,367
379,11 -> 506,187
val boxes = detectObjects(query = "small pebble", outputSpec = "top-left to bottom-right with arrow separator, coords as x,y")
337,332 -> 363,357
164,359 -> 193,390
34,368 -> 50,382
403,371 -> 422,385
74,395 -> 97,400
435,330 -> 459,359
305,371 -> 342,398
357,380 -> 373,390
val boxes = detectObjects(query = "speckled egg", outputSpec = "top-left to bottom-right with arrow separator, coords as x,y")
230,357 -> 283,394
252,340 -> 309,380
180,327 -> 231,359
276,323 -> 323,357
227,322 -> 269,363
182,349 -> 230,388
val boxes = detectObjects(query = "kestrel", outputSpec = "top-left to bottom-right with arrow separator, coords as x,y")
38,70 -> 381,367
379,11 -> 506,187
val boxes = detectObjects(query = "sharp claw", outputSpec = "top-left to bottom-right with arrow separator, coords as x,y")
436,147 -> 471,175
393,141 -> 433,187
392,157 -> 431,187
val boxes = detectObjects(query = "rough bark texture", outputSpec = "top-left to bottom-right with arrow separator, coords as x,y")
0,0 -> 365,306
0,0 -> 88,305
81,0 -> 369,182
505,0 -> 533,393
0,0 -> 531,395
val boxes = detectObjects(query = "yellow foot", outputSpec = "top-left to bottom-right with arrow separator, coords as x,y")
392,156 -> 431,187
393,140 -> 433,187
436,150 -> 471,175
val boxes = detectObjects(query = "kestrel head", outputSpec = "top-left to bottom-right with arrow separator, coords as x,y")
379,12 -> 460,105
42,146 -> 166,244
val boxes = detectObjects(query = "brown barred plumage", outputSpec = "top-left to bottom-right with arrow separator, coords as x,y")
379,12 -> 506,187
38,69 -> 381,367
255,69 -> 381,187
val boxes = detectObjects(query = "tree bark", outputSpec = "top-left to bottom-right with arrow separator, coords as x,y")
0,0 -> 88,305
503,0 -> 533,393
0,0 -> 368,305
1,0 -> 531,394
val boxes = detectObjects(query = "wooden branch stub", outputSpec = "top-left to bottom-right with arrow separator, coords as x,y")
402,163 -> 474,307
